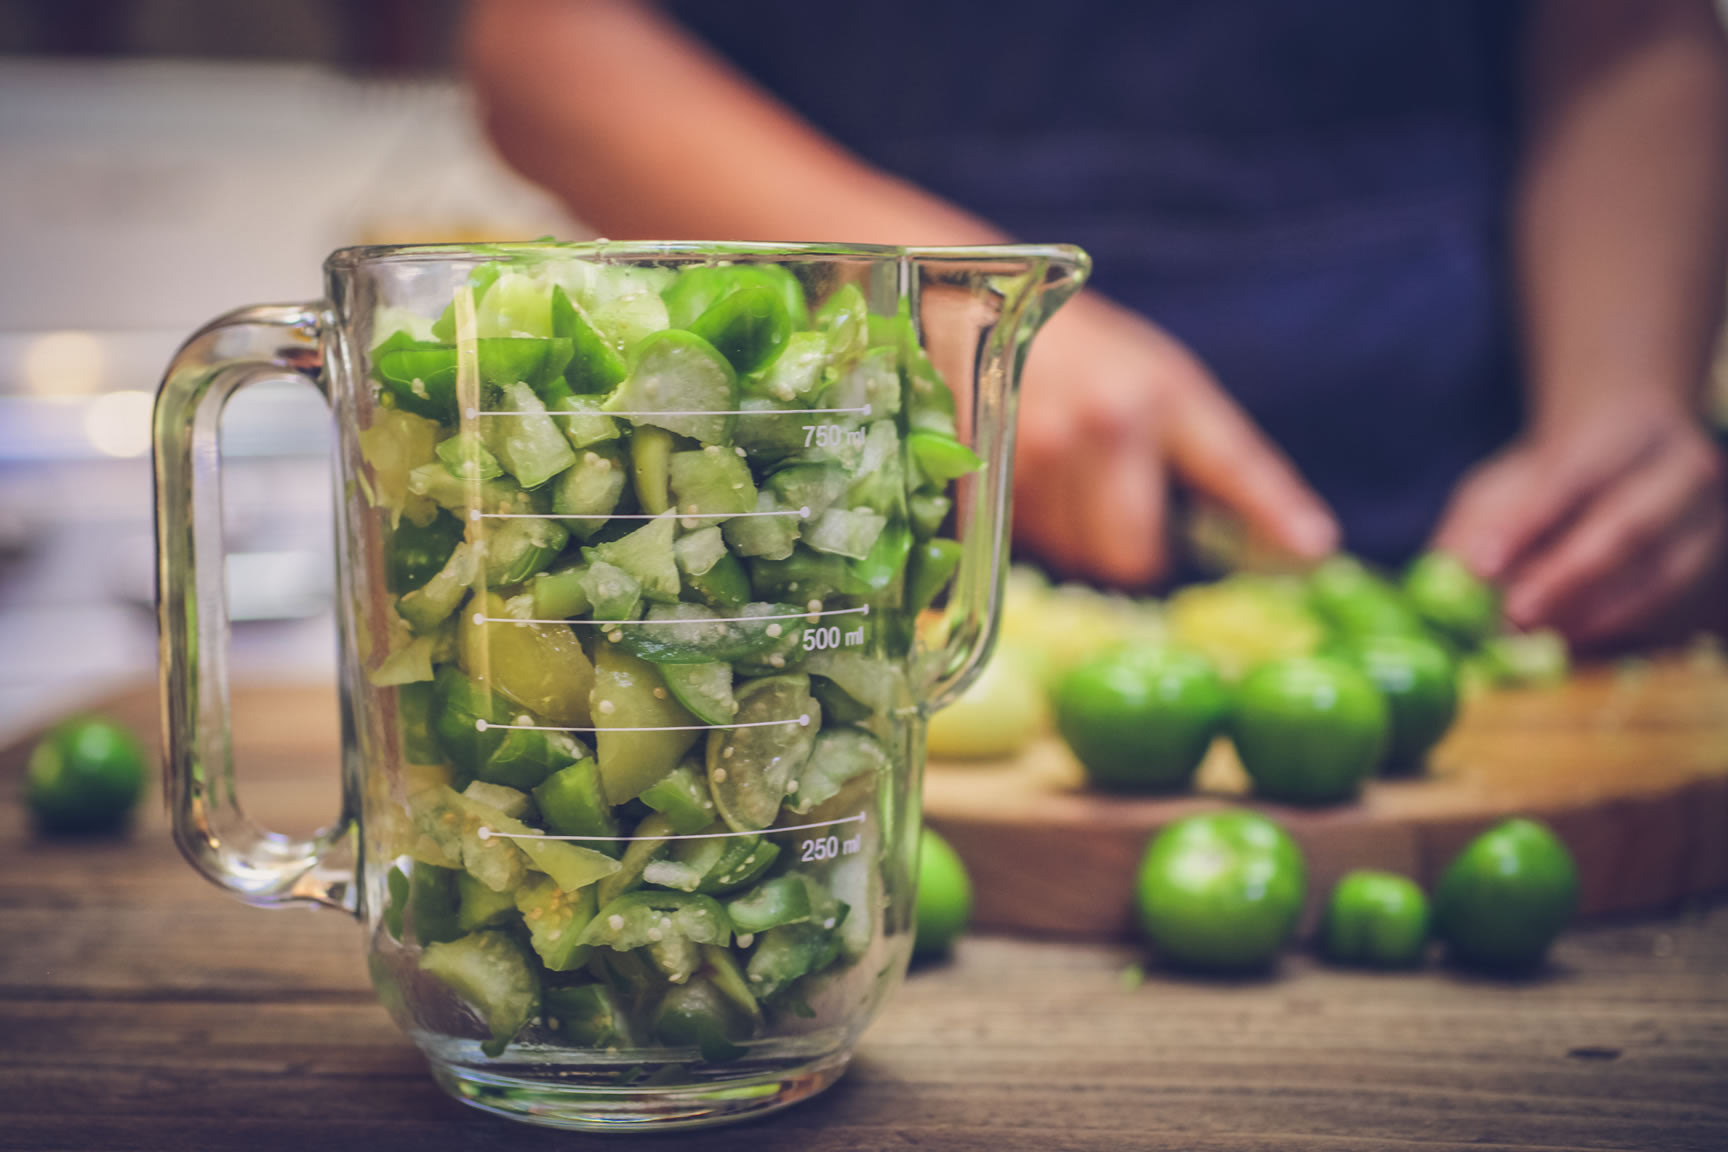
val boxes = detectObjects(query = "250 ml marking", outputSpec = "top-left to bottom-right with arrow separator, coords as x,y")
803,423 -> 866,449
800,829 -> 863,862
803,623 -> 865,651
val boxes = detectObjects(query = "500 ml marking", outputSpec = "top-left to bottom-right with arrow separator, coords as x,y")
803,423 -> 866,449
803,622 -> 865,651
800,827 -> 863,862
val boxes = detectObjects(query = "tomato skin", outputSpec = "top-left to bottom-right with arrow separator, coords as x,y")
1402,551 -> 1500,647
914,828 -> 972,960
26,716 -> 148,835
1322,870 -> 1431,969
1332,634 -> 1460,776
1435,819 -> 1579,972
1231,657 -> 1389,805
1055,649 -> 1229,793
1136,809 -> 1306,974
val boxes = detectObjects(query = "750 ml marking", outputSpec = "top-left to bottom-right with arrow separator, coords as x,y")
800,829 -> 862,862
803,423 -> 866,449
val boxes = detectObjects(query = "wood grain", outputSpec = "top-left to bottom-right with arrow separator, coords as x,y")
926,659 -> 1728,939
2,680 -> 1726,1150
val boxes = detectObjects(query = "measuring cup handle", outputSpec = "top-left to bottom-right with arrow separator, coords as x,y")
154,303 -> 357,913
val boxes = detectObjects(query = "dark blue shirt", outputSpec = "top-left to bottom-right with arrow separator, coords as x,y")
672,1 -> 1529,565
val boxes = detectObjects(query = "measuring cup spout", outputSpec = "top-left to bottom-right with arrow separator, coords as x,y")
905,244 -> 1090,710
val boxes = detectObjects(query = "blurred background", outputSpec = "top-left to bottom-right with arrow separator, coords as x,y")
0,1 -> 586,728
1,2 -> 1726,731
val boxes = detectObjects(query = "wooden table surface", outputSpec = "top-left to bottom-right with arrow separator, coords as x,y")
3,683 -> 1727,1151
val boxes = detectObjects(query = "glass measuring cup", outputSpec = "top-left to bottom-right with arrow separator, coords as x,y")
154,241 -> 1087,1130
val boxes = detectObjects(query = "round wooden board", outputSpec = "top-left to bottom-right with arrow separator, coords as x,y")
924,656 -> 1728,940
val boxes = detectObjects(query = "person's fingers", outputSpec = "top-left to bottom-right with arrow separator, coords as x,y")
1076,440 -> 1167,586
1563,503 -> 1724,647
1430,449 -> 1554,582
1503,433 -> 1721,629
1162,376 -> 1338,561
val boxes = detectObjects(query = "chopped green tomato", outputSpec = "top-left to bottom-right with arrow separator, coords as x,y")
700,944 -> 764,1030
768,463 -> 850,520
545,983 -> 635,1048
725,873 -> 815,935
580,890 -> 732,951
480,515 -> 567,585
749,330 -> 827,402
551,285 -> 628,395
907,431 -> 983,486
647,933 -> 703,985
802,651 -> 905,716
482,381 -> 578,489
787,728 -> 888,815
670,446 -> 758,523
458,870 -> 519,932
688,284 -> 792,374
660,662 -> 738,726
531,563 -> 592,620
476,718 -> 578,790
846,422 -> 905,513
383,864 -> 410,942
708,674 -> 820,833
908,491 -> 952,540
826,347 -> 901,418
653,977 -> 750,1063
604,329 -> 739,445
683,549 -> 753,610
409,863 -> 463,945
586,513 -> 680,603
476,269 -> 555,339
630,425 -> 675,515
457,593 -> 595,728
397,540 -> 477,633
420,930 -> 540,1058
370,627 -> 442,687
639,759 -> 720,834
664,263 -> 808,331
388,509 -> 466,594
449,785 -> 623,893
616,602 -> 805,665
851,520 -> 913,595
674,526 -> 727,577
810,674 -> 872,726
722,492 -> 802,560
408,461 -> 542,518
533,759 -> 622,855
746,920 -> 842,1001
550,394 -> 622,450
805,507 -> 887,560
815,283 -> 868,364
906,538 -> 962,615
431,264 -> 503,342
515,874 -> 598,971
435,430 -> 503,481
749,546 -> 869,602
598,813 -> 674,906
398,681 -> 442,764
463,780 -> 533,818
731,396 -> 815,461
552,443 -> 627,539
579,560 -> 643,622
359,406 -> 441,525
591,643 -> 702,804
664,827 -> 780,895
432,666 -> 507,781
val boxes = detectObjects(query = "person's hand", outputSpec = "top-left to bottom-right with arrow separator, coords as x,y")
1011,295 -> 1339,585
1432,400 -> 1727,648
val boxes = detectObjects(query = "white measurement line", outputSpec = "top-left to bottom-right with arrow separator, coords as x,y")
477,716 -> 810,735
466,404 -> 871,419
471,605 -> 870,627
477,812 -> 866,843
470,507 -> 809,521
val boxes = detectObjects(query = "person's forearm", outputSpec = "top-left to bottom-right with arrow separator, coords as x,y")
1518,0 -> 1728,432
465,0 -> 1003,246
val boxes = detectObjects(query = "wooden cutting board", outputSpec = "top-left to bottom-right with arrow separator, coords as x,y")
926,656 -> 1728,940
12,658 -> 1726,945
